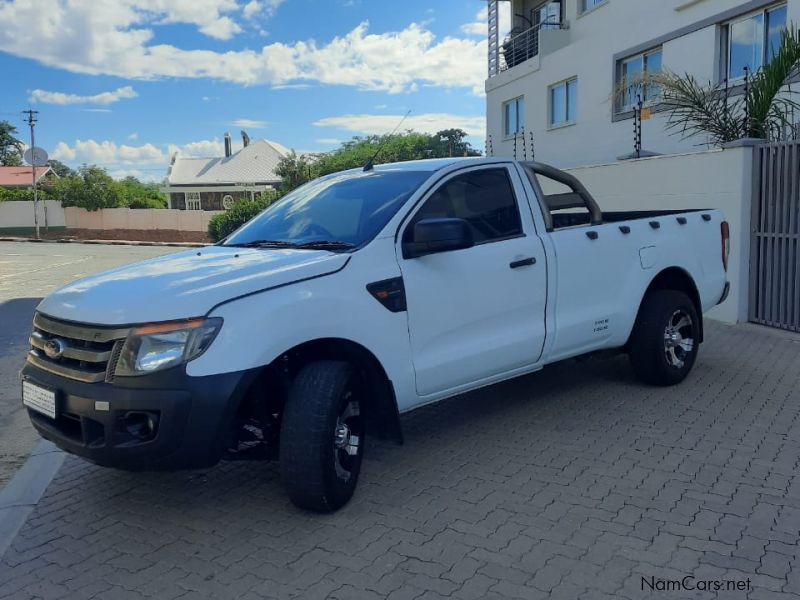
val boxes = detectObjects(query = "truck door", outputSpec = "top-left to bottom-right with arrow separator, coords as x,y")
397,164 -> 547,397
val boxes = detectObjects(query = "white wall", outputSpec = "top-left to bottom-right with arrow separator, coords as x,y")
560,145 -> 753,324
0,201 -> 66,228
64,207 -> 223,232
487,0 -> 794,167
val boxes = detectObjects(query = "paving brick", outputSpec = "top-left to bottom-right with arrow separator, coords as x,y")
1,321 -> 799,599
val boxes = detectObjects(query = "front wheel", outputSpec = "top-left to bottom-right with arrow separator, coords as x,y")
629,290 -> 701,386
280,361 -> 365,512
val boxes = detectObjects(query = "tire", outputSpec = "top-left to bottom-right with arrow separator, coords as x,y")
629,290 -> 701,386
280,360 -> 365,512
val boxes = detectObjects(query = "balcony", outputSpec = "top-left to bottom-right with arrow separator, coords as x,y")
488,0 -> 570,78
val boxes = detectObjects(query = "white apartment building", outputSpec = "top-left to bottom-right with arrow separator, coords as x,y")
485,0 -> 797,168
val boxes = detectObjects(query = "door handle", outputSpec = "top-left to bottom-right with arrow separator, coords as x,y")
510,257 -> 536,269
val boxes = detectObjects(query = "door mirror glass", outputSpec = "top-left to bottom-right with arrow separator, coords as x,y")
403,218 -> 474,259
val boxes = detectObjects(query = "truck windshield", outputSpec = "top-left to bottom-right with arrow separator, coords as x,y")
223,170 -> 430,249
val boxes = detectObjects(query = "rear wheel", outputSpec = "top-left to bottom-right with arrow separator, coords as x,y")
629,290 -> 700,386
280,361 -> 365,512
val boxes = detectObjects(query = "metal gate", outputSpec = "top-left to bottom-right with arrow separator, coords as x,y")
749,142 -> 800,332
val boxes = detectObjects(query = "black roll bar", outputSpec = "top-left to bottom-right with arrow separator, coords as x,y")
521,161 -> 603,227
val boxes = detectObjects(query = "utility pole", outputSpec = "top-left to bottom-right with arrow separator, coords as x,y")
22,109 -> 40,239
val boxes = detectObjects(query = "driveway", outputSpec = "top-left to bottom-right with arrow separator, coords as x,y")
1,265 -> 799,600
0,242 -> 179,488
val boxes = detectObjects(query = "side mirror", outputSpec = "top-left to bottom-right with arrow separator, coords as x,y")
402,218 -> 474,259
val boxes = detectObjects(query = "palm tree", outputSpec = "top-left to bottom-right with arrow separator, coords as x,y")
640,27 -> 800,145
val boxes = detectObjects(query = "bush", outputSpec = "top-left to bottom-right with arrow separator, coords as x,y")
208,193 -> 279,242
128,196 -> 168,209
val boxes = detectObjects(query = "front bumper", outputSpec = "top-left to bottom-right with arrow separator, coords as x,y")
21,362 -> 259,470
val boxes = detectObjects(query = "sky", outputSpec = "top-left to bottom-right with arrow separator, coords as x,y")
0,0 -> 506,182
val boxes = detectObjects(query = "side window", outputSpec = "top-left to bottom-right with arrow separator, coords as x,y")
408,168 -> 523,244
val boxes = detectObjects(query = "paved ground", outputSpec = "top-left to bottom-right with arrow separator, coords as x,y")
1,297 -> 800,598
0,242 -> 178,487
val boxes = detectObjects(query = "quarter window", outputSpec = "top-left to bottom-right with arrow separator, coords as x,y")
617,48 -> 663,111
185,191 -> 201,210
503,97 -> 525,137
726,4 -> 787,81
408,168 -> 523,245
550,78 -> 577,126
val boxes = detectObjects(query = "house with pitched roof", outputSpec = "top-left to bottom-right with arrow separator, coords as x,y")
163,132 -> 288,210
0,166 -> 58,188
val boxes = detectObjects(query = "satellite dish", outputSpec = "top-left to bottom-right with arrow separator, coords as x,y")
24,147 -> 49,167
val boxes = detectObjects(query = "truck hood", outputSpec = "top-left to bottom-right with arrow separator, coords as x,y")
37,246 -> 350,325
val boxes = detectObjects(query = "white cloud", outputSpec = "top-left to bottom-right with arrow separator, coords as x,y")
167,138 -> 243,158
315,138 -> 342,146
108,168 -> 162,183
461,7 -> 487,36
81,108 -> 113,113
29,86 -> 138,106
128,132 -> 139,141
231,118 -> 267,129
314,113 -> 486,136
0,2 -> 486,95
51,139 -> 165,165
243,0 -> 261,18
243,0 -> 284,19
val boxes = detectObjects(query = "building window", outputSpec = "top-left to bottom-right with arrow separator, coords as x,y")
534,1 -> 562,31
725,4 -> 787,81
617,48 -> 663,112
549,78 -> 577,127
504,97 -> 525,137
579,0 -> 607,15
185,191 -> 201,210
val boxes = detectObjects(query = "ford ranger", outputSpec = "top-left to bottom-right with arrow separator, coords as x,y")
21,158 -> 730,512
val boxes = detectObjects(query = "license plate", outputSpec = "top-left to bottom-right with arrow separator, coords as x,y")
22,381 -> 57,419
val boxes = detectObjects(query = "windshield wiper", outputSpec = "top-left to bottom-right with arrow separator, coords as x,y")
225,240 -> 299,248
293,240 -> 356,251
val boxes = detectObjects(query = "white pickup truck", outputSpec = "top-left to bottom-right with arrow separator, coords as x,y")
21,158 -> 730,511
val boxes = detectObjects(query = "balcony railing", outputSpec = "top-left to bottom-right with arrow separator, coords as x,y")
493,20 -> 566,75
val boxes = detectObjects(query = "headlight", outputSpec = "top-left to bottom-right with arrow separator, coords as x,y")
115,317 -> 222,377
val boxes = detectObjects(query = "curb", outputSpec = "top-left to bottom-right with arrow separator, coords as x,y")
0,441 -> 65,558
0,236 -> 208,248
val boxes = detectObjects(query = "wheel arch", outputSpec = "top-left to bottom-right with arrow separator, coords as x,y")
237,337 -> 403,445
633,267 -> 704,344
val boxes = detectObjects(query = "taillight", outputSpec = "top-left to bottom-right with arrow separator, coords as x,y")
721,221 -> 730,272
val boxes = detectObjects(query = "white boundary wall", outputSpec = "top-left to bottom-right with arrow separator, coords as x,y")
64,207 -> 223,232
0,201 -> 66,228
563,145 -> 753,324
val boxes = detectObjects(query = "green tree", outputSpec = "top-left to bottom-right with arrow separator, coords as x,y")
275,129 -> 481,195
47,159 -> 75,178
55,165 -> 126,210
0,121 -> 24,166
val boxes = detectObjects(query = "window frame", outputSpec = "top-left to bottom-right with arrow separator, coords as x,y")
185,191 -> 201,210
402,166 -> 525,249
503,96 -> 526,139
578,0 -> 608,17
723,3 -> 787,83
616,46 -> 663,113
548,77 -> 578,129
533,1 -> 563,31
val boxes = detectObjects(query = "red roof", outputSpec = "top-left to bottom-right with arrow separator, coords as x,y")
0,166 -> 54,187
